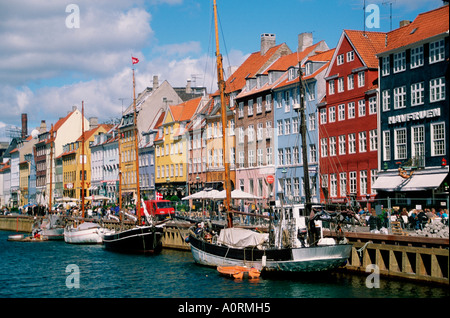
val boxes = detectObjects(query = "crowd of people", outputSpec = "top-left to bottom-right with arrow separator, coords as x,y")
356,206 -> 448,232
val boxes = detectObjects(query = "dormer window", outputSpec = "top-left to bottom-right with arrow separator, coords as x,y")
288,68 -> 296,81
305,62 -> 313,76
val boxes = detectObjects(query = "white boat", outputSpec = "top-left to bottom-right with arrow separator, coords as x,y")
64,222 -> 111,244
40,214 -> 64,240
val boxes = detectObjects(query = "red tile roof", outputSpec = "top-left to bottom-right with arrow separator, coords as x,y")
344,30 -> 387,68
380,5 -> 449,54
168,97 -> 202,122
220,43 -> 290,95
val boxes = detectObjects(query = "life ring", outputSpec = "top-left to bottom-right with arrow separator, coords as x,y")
398,168 -> 413,179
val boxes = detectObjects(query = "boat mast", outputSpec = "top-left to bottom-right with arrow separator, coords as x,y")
49,124 -> 54,214
81,101 -> 85,219
132,68 -> 141,225
213,0 -> 232,228
118,124 -> 123,214
298,64 -> 312,217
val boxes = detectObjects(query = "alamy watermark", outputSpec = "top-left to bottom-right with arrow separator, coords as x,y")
365,264 -> 380,288
65,4 -> 80,29
366,4 -> 380,29
65,264 -> 80,289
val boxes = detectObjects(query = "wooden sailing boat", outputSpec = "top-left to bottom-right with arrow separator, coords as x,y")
188,0 -> 352,273
64,101 -> 110,244
102,61 -> 165,254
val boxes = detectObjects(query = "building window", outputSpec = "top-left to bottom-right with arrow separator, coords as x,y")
329,106 -> 336,122
329,137 -> 336,156
349,171 -> 357,194
307,114 -> 315,131
337,135 -> 346,155
257,149 -> 263,166
358,71 -> 365,87
277,120 -> 283,136
369,97 -> 376,114
257,123 -> 263,141
393,51 -> 406,73
265,121 -> 272,139
370,129 -> 377,152
293,117 -> 299,133
338,104 -> 345,121
429,39 -> 445,64
383,131 -> 391,161
265,94 -> 272,111
394,86 -> 406,109
330,174 -> 337,197
412,126 -> 425,164
266,147 -> 273,165
395,128 -> 407,160
248,99 -> 254,116
285,148 -> 291,165
238,127 -> 244,143
337,54 -> 344,65
285,91 -> 290,112
360,170 -> 367,195
293,178 -> 300,198
305,62 -> 313,76
411,82 -> 424,106
321,138 -> 328,157
430,77 -> 445,102
320,108 -> 327,124
310,144 -> 317,163
276,92 -> 282,108
338,77 -> 344,93
284,119 -> 291,135
347,75 -> 354,90
382,56 -> 390,76
308,82 -> 315,101
256,97 -> 263,113
278,149 -> 284,166
248,125 -> 254,142
431,122 -> 446,156
293,147 -> 299,164
382,90 -> 391,111
347,51 -> 354,62
248,149 -> 255,167
339,172 -> 347,197
238,102 -> 244,118
359,131 -> 367,153
358,100 -> 366,117
348,102 -> 355,118
329,80 -> 335,95
348,133 -> 356,154
410,46 -> 424,69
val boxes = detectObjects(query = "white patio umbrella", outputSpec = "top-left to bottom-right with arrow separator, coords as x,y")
214,189 -> 262,200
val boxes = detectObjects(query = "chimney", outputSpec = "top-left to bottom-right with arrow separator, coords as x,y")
21,113 -> 27,139
39,120 -> 47,134
89,117 -> 98,130
186,79 -> 192,94
298,32 -> 313,52
72,105 -> 77,112
153,75 -> 159,90
261,33 -> 276,55
399,20 -> 411,27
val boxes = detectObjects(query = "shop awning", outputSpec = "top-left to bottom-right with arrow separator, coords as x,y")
373,167 -> 448,192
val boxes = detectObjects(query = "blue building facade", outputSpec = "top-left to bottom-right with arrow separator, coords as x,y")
374,6 -> 449,204
273,50 -> 331,205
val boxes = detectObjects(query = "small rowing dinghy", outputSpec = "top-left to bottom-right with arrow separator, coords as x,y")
217,266 -> 261,280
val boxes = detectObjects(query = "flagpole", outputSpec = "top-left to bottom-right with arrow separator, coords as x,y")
131,56 -> 141,225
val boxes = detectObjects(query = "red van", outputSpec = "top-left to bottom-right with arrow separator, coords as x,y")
141,200 -> 175,220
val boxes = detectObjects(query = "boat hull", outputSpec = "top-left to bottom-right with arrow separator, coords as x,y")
189,234 -> 351,272
102,226 -> 164,254
64,224 -> 105,244
43,228 -> 64,240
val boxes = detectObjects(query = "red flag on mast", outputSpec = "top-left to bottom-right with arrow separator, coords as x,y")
132,56 -> 139,64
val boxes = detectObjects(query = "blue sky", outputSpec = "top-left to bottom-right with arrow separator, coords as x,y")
0,0 -> 444,141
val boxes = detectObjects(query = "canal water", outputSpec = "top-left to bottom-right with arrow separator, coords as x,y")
1,230 -> 448,301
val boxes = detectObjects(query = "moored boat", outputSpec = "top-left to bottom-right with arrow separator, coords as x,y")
217,265 -> 261,279
64,222 -> 110,244
102,225 -> 164,254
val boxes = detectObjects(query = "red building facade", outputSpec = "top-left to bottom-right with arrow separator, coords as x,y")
319,30 -> 386,207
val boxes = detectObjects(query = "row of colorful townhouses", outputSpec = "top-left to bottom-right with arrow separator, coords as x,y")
1,5 -> 448,211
